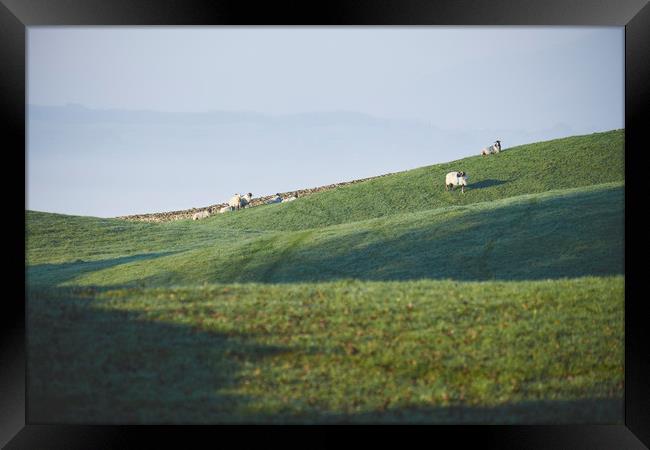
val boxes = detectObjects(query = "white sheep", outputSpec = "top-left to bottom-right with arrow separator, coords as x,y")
481,140 -> 502,156
228,193 -> 241,210
218,206 -> 233,213
227,192 -> 253,210
192,210 -> 210,220
445,171 -> 468,193
282,194 -> 298,203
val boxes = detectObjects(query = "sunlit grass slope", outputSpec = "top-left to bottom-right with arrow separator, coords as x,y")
196,129 -> 624,232
28,182 -> 623,287
25,129 -> 625,424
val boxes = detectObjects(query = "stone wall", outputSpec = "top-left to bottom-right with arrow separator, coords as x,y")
116,171 -> 398,223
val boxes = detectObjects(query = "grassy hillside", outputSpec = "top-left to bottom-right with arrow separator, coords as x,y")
200,129 -> 623,231
26,129 -> 623,263
28,182 -> 624,287
25,129 -> 625,424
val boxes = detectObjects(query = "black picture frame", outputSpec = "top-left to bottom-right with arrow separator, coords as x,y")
3,0 -> 648,448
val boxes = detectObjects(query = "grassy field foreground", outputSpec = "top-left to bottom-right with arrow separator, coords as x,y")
28,277 -> 623,424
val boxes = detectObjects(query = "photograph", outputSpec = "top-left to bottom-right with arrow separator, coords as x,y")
25,26 -> 625,425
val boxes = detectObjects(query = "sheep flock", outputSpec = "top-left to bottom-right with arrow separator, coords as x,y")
192,139 -> 502,220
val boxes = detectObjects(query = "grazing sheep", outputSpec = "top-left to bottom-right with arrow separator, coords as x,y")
282,194 -> 298,203
192,210 -> 210,220
445,171 -> 468,193
218,206 -> 233,213
227,192 -> 253,210
267,194 -> 283,204
481,140 -> 502,156
228,194 -> 242,210
239,192 -> 253,209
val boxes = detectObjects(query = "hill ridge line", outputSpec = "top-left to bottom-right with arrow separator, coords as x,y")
113,129 -> 622,223
115,171 -> 404,223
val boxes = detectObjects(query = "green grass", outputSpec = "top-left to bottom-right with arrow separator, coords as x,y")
25,129 -> 625,424
28,277 -> 623,424
28,182 -> 624,287
26,129 -> 624,265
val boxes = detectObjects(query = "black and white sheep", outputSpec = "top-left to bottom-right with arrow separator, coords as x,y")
445,171 -> 468,193
481,140 -> 502,156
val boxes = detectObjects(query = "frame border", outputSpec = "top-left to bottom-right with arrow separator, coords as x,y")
4,0 -> 648,447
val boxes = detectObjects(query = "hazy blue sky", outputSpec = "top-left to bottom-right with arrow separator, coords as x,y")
27,27 -> 624,217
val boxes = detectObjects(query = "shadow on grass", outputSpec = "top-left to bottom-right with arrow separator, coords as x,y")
470,178 -> 511,190
27,287 -> 290,424
27,287 -> 623,424
235,185 -> 624,283
26,251 -> 181,287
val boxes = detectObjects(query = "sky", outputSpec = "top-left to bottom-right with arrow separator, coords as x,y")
27,27 -> 624,217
